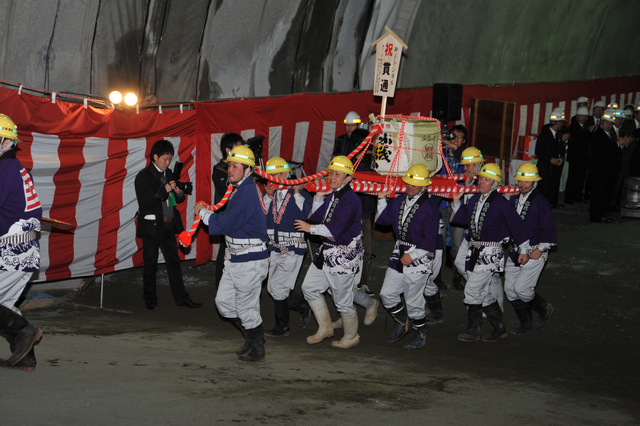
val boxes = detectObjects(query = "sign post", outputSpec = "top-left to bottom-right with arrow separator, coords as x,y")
372,26 -> 408,118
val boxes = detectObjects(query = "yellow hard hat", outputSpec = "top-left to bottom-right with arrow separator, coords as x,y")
459,147 -> 483,164
0,114 -> 22,143
327,155 -> 354,176
514,162 -> 541,181
265,157 -> 290,175
225,145 -> 255,167
402,164 -> 432,187
476,163 -> 502,182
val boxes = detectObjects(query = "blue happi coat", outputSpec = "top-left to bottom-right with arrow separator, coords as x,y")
205,176 -> 268,263
266,189 -> 312,255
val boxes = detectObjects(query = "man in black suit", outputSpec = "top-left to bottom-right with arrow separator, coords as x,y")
135,140 -> 202,310
589,110 -> 632,222
535,108 -> 568,207
565,106 -> 591,204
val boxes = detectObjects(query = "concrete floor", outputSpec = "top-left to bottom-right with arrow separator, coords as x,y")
2,201 -> 639,425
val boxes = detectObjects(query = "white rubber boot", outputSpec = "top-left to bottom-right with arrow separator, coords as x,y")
331,312 -> 360,349
306,298 -> 334,344
364,298 -> 379,325
331,317 -> 343,329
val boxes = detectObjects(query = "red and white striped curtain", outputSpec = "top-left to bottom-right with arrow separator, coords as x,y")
1,76 -> 638,281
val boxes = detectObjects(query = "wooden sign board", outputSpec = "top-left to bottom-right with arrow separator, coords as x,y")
372,26 -> 408,99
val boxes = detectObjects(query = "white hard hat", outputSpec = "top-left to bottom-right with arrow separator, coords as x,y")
344,111 -> 361,125
614,108 -> 625,119
635,101 -> 640,111
549,107 -> 565,122
577,96 -> 589,104
602,109 -> 616,123
576,106 -> 589,116
594,100 -> 606,108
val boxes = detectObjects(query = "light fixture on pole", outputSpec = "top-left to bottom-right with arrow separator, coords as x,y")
109,91 -> 122,104
124,93 -> 138,106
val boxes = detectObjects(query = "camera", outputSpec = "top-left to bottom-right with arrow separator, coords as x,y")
172,161 -> 193,195
246,135 -> 265,164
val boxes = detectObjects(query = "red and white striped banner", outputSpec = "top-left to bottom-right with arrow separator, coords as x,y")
0,75 -> 638,280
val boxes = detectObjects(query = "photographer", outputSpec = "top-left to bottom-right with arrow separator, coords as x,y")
135,140 -> 202,310
437,124 -> 467,291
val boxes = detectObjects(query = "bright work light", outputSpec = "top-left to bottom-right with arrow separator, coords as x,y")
109,91 -> 122,104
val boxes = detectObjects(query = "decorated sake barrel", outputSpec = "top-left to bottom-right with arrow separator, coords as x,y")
371,115 -> 442,177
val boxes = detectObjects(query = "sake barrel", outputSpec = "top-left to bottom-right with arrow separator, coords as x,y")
371,115 -> 442,177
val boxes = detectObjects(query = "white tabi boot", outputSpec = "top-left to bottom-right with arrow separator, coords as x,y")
364,298 -> 379,325
331,312 -> 360,349
306,298 -> 334,344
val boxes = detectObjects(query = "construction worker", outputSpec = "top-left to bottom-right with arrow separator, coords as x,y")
0,113 -> 43,371
195,145 -> 269,362
376,164 -> 440,349
505,163 -> 557,334
262,157 -> 312,337
453,147 -> 504,308
450,163 -> 531,343
295,156 -> 377,349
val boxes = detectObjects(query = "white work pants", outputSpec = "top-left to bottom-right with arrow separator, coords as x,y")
267,251 -> 304,301
504,257 -> 545,303
216,258 -> 269,330
424,249 -> 443,297
380,268 -> 428,320
456,239 -> 504,310
0,271 -> 32,309
302,264 -> 359,315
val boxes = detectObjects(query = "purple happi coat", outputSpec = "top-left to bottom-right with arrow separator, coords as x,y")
376,193 -> 439,273
309,186 -> 363,274
508,190 -> 557,262
451,191 -> 531,272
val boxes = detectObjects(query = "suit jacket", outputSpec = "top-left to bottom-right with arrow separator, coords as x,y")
535,124 -> 564,178
590,127 -> 620,177
135,164 -> 185,239
567,120 -> 591,164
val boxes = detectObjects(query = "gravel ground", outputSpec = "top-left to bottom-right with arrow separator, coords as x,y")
2,200 -> 639,425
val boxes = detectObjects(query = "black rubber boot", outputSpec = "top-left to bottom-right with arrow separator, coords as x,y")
509,299 -> 534,335
424,293 -> 444,324
482,301 -> 508,342
403,317 -> 427,349
529,293 -> 554,330
1,335 -> 37,371
458,304 -> 482,342
0,305 -> 42,366
238,324 -> 266,363
288,292 -> 311,329
434,270 -> 447,290
230,318 -> 251,356
264,299 -> 291,337
387,303 -> 411,343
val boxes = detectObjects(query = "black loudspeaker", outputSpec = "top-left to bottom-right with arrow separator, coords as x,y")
432,83 -> 463,121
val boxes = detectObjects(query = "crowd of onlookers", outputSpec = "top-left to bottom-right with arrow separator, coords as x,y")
535,98 -> 638,223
